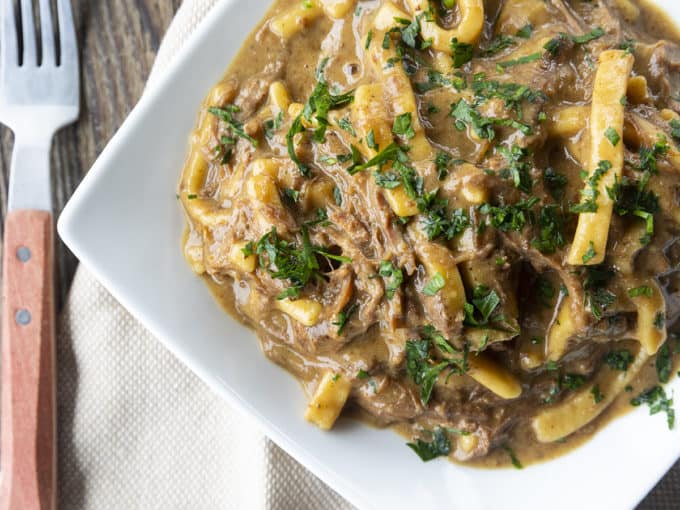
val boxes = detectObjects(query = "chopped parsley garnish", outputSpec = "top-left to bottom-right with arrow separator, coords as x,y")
570,160 -> 612,214
641,139 -> 670,174
286,76 -> 354,176
392,112 -> 415,139
365,29 -> 373,49
451,37 -> 474,68
591,385 -> 604,403
481,34 -> 515,56
253,226 -> 351,300
604,126 -> 621,146
373,171 -> 401,189
516,24 -> 533,39
348,142 -> 403,175
607,174 -> 659,245
496,52 -> 542,71
281,188 -> 300,204
583,265 -> 616,320
423,272 -> 446,296
544,27 -> 606,57
543,167 -> 568,200
503,445 -> 523,469
450,98 -> 533,139
407,427 -> 451,461
571,27 -> 606,44
561,373 -> 586,391
287,115 -> 310,176
471,74 -> 545,115
378,260 -> 404,299
499,145 -> 533,193
357,369 -> 369,379
303,80 -> 355,143
451,98 -> 495,140
670,119 -> 680,143
655,312 -> 666,330
337,116 -> 356,136
656,343 -> 673,383
604,349 -> 635,371
264,111 -> 284,139
480,197 -> 539,232
366,129 -> 378,151
464,286 -> 504,328
619,39 -> 636,53
208,105 -> 258,162
418,193 -> 470,241
333,302 -> 359,335
405,326 -> 469,405
435,152 -> 452,180
414,69 -> 463,93
628,285 -> 653,298
581,241 -> 597,264
631,386 -> 675,429
531,205 -> 566,254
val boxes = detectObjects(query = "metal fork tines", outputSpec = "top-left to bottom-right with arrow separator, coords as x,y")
0,0 -> 80,212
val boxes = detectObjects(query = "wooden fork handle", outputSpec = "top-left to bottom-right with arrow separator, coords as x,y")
1,210 -> 56,510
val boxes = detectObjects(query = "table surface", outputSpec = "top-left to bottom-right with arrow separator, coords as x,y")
0,1 -> 677,508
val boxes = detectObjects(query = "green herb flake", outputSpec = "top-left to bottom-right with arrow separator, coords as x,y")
656,343 -> 672,383
365,29 -> 373,49
379,260 -> 404,300
423,272 -> 446,296
581,241 -> 597,264
496,52 -> 542,71
393,112 -> 415,139
631,386 -> 675,429
464,286 -> 503,328
405,326 -> 469,405
604,349 -> 634,371
628,285 -> 653,298
591,385 -> 604,403
604,127 -> 621,146
264,111 -> 284,139
253,226 -> 351,299
407,427 -> 451,462
503,445 -> 523,469
451,37 -> 474,68
655,312 -> 665,330
332,303 -> 359,335
366,129 -> 379,151
516,24 -> 533,39
570,160 -> 612,214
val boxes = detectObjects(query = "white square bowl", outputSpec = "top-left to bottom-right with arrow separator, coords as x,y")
58,1 -> 680,508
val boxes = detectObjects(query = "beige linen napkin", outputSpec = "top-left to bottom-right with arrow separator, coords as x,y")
57,1 -> 353,508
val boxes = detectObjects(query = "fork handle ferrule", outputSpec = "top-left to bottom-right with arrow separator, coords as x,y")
7,137 -> 53,213
1,210 -> 57,510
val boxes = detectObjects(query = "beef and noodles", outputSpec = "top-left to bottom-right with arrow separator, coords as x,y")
178,0 -> 680,467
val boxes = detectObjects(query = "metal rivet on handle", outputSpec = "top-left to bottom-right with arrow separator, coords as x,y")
16,246 -> 31,263
15,309 -> 31,326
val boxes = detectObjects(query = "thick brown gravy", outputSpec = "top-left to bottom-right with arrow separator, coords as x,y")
180,0 -> 680,468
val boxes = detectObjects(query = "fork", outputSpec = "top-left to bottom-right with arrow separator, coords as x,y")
0,0 -> 79,508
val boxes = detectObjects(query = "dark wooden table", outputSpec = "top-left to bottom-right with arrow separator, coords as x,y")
0,1 -> 677,508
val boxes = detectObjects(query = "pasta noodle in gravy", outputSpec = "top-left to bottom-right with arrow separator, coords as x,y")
179,0 -> 680,466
